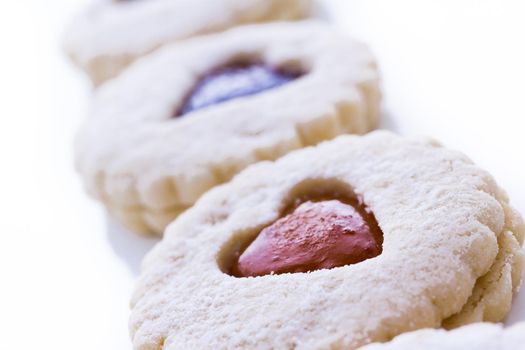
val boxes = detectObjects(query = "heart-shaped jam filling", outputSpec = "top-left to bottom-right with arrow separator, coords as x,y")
230,195 -> 383,277
176,62 -> 303,116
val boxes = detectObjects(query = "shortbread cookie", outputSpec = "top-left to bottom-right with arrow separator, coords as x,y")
443,210 -> 524,327
129,131 -> 524,349
359,322 -> 525,350
75,21 -> 381,235
64,0 -> 312,85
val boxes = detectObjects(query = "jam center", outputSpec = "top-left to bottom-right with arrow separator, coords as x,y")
176,62 -> 302,116
231,197 -> 383,277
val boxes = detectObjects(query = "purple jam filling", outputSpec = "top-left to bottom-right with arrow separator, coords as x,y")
176,62 -> 302,116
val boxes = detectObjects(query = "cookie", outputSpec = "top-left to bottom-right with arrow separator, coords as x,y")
443,212 -> 524,327
358,322 -> 525,350
129,131 -> 524,349
75,21 -> 381,235
63,0 -> 312,85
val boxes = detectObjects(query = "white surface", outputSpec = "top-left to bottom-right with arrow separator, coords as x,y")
0,1 -> 523,349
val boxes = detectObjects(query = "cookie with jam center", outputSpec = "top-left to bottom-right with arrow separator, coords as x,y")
358,322 -> 525,350
130,131 -> 523,350
63,0 -> 312,86
75,21 -> 381,235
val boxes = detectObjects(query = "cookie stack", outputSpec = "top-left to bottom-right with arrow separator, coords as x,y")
65,1 -> 524,349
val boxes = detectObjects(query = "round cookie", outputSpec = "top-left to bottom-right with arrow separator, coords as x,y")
75,21 -> 381,235
358,322 -> 525,350
129,131 -> 524,349
63,0 -> 312,85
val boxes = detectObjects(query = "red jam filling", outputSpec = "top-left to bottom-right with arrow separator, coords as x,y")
230,196 -> 383,277
176,62 -> 302,116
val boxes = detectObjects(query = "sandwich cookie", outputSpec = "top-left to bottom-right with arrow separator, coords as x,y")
359,322 -> 525,350
64,0 -> 312,85
129,131 -> 524,349
75,21 -> 381,235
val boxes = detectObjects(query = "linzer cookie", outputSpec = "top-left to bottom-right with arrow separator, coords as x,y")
63,0 -> 312,85
359,322 -> 525,350
129,131 -> 524,349
75,21 -> 381,235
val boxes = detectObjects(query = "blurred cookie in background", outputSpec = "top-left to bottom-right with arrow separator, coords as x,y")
74,21 -> 381,235
63,0 -> 313,86
359,322 -> 525,350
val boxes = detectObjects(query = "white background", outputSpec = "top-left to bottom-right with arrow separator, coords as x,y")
0,1 -> 524,349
